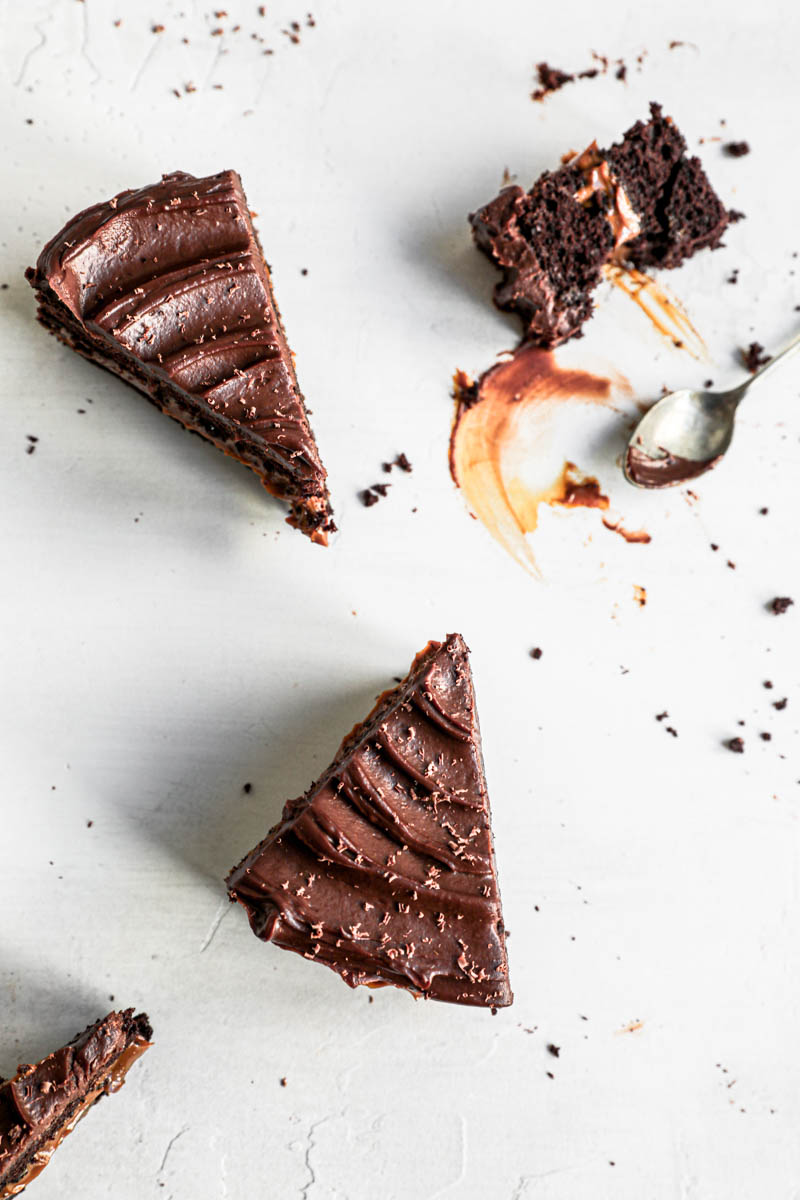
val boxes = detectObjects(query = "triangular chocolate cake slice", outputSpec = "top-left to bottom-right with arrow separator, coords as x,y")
227,634 -> 512,1008
26,170 -> 333,543
0,1009 -> 151,1197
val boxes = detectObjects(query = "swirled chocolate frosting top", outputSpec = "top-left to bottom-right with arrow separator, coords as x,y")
227,634 -> 512,1008
0,1010 -> 152,1198
27,170 -> 333,544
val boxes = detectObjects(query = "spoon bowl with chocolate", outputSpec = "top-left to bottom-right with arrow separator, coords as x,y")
625,329 -> 800,488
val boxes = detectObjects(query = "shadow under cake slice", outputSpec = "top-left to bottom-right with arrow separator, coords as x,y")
26,170 -> 334,544
0,1009 -> 152,1198
227,633 -> 512,1009
470,102 -> 732,347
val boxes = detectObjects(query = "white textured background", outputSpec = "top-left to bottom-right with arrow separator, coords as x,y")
2,1 -> 799,1197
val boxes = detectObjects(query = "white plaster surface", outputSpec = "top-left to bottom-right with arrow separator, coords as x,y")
1,1 -> 799,1196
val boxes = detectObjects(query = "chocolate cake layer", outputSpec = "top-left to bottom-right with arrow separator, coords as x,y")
471,103 -> 731,346
26,170 -> 333,543
0,1010 -> 151,1197
227,634 -> 512,1008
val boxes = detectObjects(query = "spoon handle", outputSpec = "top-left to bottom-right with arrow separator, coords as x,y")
739,328 -> 800,395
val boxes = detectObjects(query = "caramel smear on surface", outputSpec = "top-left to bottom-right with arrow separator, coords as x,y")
604,264 -> 708,360
450,345 -> 630,573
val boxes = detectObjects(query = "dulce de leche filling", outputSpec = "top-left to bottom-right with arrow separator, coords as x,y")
569,141 -> 642,251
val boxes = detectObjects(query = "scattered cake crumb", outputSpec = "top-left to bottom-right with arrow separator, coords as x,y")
726,737 -> 745,753
243,782 -> 253,794
546,1043 -> 560,1058
529,647 -> 543,660
773,698 -> 788,711
760,732 -> 772,741
724,141 -> 750,157
741,342 -> 771,372
770,596 -> 794,615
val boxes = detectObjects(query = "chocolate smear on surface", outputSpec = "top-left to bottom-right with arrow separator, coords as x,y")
604,265 -> 708,359
450,345 -> 644,572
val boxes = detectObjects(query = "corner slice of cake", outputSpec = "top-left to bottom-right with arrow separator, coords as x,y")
26,170 -> 334,544
0,1010 -> 152,1197
227,634 -> 512,1008
470,102 -> 731,347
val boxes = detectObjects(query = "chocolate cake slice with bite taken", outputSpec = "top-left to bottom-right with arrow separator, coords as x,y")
470,103 -> 731,346
227,633 -> 512,1009
0,1010 -> 152,1198
26,170 -> 333,543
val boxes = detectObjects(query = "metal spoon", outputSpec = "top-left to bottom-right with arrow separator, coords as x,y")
624,330 -> 800,488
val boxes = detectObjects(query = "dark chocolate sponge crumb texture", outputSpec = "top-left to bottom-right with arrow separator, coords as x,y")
470,103 -> 731,346
27,170 -> 333,543
0,1010 -> 152,1198
227,634 -> 512,1008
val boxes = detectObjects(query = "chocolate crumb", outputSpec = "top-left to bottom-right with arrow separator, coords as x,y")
532,61 -> 574,101
546,1071 -> 554,1079
741,342 -> 771,373
546,1043 -> 560,1058
279,1077 -> 287,1087
300,268 -> 308,276
86,820 -> 93,828
759,507 -> 768,515
773,698 -> 788,711
760,732 -> 772,741
724,141 -> 750,157
728,210 -> 746,223
530,647 -> 543,660
151,23 -> 165,34
665,726 -> 678,738
703,379 -> 714,388
727,561 -> 736,570
360,490 -> 379,508
726,737 -> 745,753
763,680 -> 773,689
727,269 -> 739,284
770,596 -> 794,615
710,543 -> 719,551
655,711 -> 668,721
615,63 -> 627,81
243,782 -> 253,794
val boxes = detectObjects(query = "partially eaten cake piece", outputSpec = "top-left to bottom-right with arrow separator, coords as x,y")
470,103 -> 731,346
227,633 -> 512,1008
26,170 -> 334,544
0,1010 -> 152,1198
